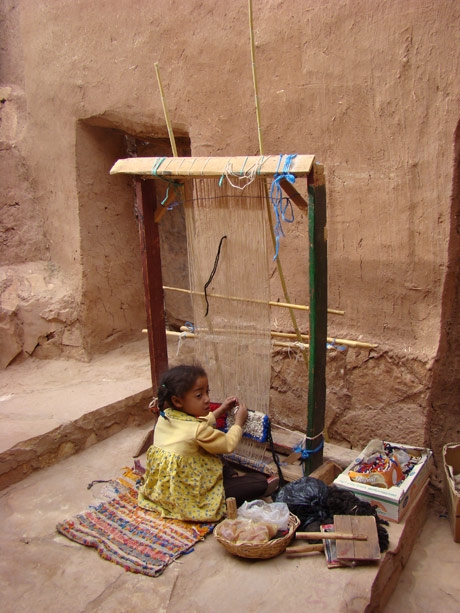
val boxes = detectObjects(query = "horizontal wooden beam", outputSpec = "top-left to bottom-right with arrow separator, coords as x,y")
165,329 -> 306,350
163,285 -> 345,316
169,326 -> 378,349
156,328 -> 378,351
110,154 -> 315,179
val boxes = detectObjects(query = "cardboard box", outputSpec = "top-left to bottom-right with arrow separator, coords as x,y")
442,443 -> 460,542
333,440 -> 433,523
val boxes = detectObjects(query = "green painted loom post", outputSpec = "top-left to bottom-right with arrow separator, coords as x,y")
305,163 -> 328,473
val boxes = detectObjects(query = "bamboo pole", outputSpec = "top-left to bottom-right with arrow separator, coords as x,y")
154,62 -> 180,223
142,326 -> 378,349
154,63 -> 178,157
180,327 -> 376,349
247,0 -> 310,370
165,329 -> 307,350
248,0 -> 264,155
144,328 -> 378,351
162,285 -> 345,316
271,331 -> 377,349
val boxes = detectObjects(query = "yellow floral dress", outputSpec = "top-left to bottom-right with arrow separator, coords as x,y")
138,408 -> 242,522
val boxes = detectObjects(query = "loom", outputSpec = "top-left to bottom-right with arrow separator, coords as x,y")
111,3 -> 380,478
111,154 -> 330,477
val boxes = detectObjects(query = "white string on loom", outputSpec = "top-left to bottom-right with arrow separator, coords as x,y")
184,176 -> 271,415
232,437 -> 267,464
176,331 -> 188,356
220,160 -> 258,190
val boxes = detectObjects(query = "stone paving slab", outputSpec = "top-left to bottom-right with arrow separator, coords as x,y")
0,423 -> 443,613
1,339 -> 459,611
0,340 -> 155,490
0,339 -> 153,454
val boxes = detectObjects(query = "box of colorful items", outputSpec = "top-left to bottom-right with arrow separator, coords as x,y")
333,439 -> 433,522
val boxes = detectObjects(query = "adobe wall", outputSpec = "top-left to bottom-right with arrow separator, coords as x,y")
1,0 -> 459,477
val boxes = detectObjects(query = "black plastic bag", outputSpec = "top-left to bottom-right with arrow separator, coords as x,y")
274,476 -> 331,530
274,478 -> 390,552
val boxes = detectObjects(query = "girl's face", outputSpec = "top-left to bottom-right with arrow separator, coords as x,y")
172,376 -> 210,418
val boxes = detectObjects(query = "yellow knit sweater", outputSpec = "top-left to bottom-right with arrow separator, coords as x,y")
138,408 -> 242,522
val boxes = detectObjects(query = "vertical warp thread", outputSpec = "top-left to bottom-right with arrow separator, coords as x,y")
184,177 -> 271,414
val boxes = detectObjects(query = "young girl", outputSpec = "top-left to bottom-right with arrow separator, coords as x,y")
138,363 -> 271,522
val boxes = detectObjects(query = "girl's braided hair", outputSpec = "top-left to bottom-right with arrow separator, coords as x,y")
157,364 -> 207,411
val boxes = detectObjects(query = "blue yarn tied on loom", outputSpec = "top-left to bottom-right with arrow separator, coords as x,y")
327,341 -> 347,351
151,157 -> 182,210
269,154 -> 297,260
294,440 -> 324,460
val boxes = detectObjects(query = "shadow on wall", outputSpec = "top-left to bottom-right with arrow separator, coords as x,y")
76,120 -> 192,356
427,116 -> 460,487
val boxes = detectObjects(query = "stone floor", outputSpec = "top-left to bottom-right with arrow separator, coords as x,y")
0,338 -> 459,612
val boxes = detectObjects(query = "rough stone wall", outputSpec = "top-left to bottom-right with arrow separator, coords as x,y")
1,0 -> 460,477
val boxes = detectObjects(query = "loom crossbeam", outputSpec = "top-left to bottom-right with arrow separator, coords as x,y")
110,155 -> 315,179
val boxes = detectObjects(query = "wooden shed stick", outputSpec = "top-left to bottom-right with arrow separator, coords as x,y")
144,326 -> 377,351
166,329 -> 306,350
163,285 -> 345,316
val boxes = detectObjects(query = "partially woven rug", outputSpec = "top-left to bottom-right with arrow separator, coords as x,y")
56,468 -> 214,577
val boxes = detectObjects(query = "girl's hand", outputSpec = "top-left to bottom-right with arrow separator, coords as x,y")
213,396 -> 238,419
234,403 -> 248,427
220,396 -> 238,413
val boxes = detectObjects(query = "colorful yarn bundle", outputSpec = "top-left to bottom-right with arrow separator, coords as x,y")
348,441 -> 420,489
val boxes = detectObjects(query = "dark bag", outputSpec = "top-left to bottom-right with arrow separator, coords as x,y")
274,476 -> 330,531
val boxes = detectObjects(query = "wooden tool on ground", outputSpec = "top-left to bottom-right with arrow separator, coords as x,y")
295,531 -> 368,541
286,515 -> 380,563
286,543 -> 325,558
333,515 -> 380,563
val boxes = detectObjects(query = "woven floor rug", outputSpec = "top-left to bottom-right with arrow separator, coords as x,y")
56,468 -> 214,577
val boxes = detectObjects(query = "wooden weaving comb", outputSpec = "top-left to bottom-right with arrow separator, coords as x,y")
289,515 -> 380,563
332,515 -> 380,563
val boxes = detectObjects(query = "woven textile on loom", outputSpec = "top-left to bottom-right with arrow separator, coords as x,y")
185,176 -> 271,469
226,409 -> 270,443
56,468 -> 213,577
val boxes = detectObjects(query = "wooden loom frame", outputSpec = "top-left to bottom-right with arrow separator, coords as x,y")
110,154 -> 327,472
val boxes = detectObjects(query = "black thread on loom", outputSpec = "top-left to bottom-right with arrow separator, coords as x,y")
267,418 -> 286,490
203,235 -> 227,317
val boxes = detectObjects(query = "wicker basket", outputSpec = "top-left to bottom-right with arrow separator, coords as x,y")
213,513 -> 300,559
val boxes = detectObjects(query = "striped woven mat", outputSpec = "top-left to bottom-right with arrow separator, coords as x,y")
56,468 -> 214,577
